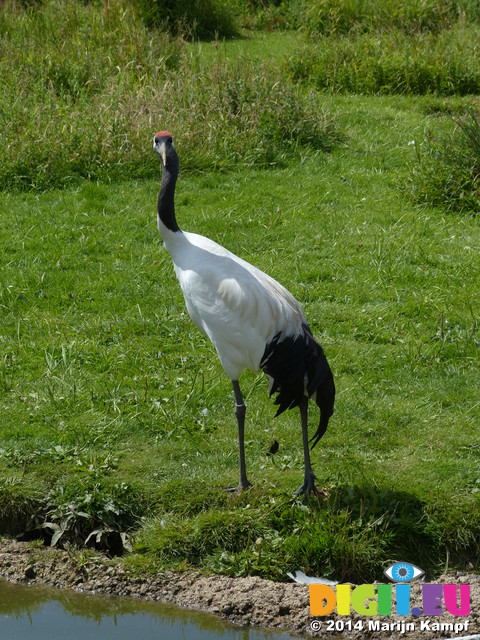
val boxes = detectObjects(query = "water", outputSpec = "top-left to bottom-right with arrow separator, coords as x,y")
0,580 -> 298,640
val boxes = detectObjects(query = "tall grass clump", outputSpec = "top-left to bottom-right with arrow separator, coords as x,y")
301,0 -> 480,36
410,107 -> 480,212
230,0 -> 480,33
232,0 -> 304,31
0,0 -> 336,191
287,26 -> 480,95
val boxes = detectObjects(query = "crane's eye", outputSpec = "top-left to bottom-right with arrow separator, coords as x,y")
384,562 -> 424,583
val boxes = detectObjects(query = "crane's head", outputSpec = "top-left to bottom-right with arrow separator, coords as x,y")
153,131 -> 176,167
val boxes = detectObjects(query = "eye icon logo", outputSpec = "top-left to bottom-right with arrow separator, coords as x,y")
384,562 -> 424,583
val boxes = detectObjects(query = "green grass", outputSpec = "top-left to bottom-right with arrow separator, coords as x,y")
1,91 -> 479,579
0,0 -> 479,582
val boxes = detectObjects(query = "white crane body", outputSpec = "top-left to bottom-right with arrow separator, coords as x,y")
153,131 -> 335,497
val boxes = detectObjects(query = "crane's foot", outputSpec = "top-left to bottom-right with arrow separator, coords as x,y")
294,471 -> 322,501
226,479 -> 252,496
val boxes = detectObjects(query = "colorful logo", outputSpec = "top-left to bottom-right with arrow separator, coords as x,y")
309,562 -> 471,618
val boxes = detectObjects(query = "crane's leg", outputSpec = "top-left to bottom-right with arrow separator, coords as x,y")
228,380 -> 252,494
295,396 -> 319,499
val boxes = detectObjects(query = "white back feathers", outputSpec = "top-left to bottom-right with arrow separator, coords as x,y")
166,230 -> 305,380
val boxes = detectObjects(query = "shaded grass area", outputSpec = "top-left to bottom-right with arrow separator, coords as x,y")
1,94 -> 479,579
135,0 -> 239,39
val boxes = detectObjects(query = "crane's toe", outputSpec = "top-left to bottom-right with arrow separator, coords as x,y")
226,479 -> 252,496
294,470 -> 320,501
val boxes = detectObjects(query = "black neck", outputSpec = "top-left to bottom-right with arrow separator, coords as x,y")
157,156 -> 180,233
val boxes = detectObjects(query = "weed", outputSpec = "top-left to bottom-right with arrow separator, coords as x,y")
40,480 -> 142,554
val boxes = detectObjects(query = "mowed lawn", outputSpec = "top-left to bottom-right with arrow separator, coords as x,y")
0,94 -> 479,581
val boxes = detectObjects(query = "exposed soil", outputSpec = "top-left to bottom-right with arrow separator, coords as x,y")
0,537 -> 478,639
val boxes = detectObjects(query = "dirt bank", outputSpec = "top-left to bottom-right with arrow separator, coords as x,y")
0,537 -> 478,639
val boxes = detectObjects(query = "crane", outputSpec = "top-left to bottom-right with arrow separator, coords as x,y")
153,131 -> 335,498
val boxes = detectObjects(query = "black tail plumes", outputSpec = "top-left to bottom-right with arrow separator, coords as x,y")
310,364 -> 335,449
260,323 -> 335,448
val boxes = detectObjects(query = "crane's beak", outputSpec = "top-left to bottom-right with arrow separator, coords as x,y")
153,138 -> 167,167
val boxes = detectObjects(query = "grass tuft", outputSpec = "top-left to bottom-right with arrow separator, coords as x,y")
410,107 -> 480,212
